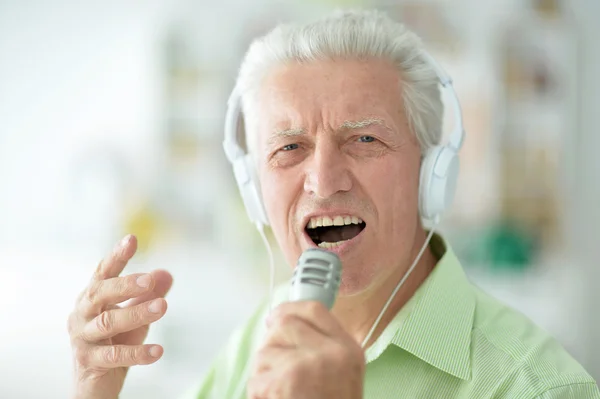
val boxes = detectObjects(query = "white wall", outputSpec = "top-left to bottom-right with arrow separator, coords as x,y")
0,1 -> 166,248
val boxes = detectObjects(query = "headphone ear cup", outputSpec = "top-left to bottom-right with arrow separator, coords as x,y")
419,145 -> 460,221
232,155 -> 269,226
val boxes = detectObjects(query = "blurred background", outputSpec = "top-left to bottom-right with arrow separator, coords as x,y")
1,0 -> 599,397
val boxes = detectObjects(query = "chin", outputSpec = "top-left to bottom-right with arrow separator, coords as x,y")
337,268 -> 378,297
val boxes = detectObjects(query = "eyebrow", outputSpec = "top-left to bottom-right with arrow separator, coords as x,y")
339,118 -> 388,131
267,127 -> 306,146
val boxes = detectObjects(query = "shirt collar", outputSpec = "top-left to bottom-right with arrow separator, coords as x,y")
366,233 -> 475,381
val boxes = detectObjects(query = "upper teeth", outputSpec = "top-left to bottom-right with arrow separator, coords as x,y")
307,215 -> 363,229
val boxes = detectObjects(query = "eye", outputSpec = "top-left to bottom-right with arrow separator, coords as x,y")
281,143 -> 299,151
358,135 -> 376,143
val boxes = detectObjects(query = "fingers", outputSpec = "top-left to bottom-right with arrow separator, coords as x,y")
125,269 -> 173,308
93,235 -> 138,281
77,344 -> 163,369
68,235 -> 172,384
251,347 -> 292,375
247,370 -> 280,398
80,273 -> 155,316
81,298 -> 167,342
267,301 -> 342,338
263,314 -> 328,352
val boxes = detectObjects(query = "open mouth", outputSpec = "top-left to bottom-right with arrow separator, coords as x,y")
305,216 -> 366,249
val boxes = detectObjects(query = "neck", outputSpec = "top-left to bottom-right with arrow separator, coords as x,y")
331,229 -> 438,348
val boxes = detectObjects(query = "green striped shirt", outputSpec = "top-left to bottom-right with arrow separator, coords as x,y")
185,234 -> 600,398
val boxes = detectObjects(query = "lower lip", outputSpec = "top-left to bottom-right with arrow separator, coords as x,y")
303,226 -> 366,257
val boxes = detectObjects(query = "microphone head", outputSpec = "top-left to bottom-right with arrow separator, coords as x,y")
289,248 -> 342,310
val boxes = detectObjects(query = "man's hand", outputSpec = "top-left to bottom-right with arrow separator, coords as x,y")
247,301 -> 365,399
67,235 -> 173,399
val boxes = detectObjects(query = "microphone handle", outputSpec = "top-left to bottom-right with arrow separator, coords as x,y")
289,248 -> 342,310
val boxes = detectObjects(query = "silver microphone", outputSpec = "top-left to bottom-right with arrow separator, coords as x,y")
289,248 -> 342,310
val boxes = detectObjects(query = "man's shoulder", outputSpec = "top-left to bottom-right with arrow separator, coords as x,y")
184,295 -> 271,399
469,285 -> 598,395
228,284 -> 289,348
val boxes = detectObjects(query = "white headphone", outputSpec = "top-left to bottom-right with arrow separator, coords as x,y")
222,50 -> 465,227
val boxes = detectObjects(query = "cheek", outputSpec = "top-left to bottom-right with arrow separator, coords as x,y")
361,157 -> 421,237
393,166 -> 420,214
259,172 -> 303,260
365,159 -> 419,205
260,174 -> 288,226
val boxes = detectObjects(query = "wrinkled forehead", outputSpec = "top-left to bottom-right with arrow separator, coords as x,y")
241,59 -> 409,154
252,62 -> 405,137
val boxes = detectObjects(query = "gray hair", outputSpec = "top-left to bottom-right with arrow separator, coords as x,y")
236,9 -> 443,156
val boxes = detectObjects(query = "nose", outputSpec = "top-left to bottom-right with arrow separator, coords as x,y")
303,139 -> 353,199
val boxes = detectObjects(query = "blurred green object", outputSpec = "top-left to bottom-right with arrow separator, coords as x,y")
460,222 -> 537,271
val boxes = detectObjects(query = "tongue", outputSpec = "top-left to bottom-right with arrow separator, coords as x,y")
320,225 -> 362,242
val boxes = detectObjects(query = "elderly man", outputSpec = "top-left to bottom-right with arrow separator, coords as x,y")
67,9 -> 599,399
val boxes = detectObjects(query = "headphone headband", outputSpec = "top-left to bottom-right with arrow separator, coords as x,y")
418,51 -> 464,151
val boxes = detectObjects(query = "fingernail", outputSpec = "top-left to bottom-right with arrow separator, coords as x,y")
120,234 -> 132,249
148,299 -> 162,313
148,346 -> 161,357
137,274 -> 151,288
